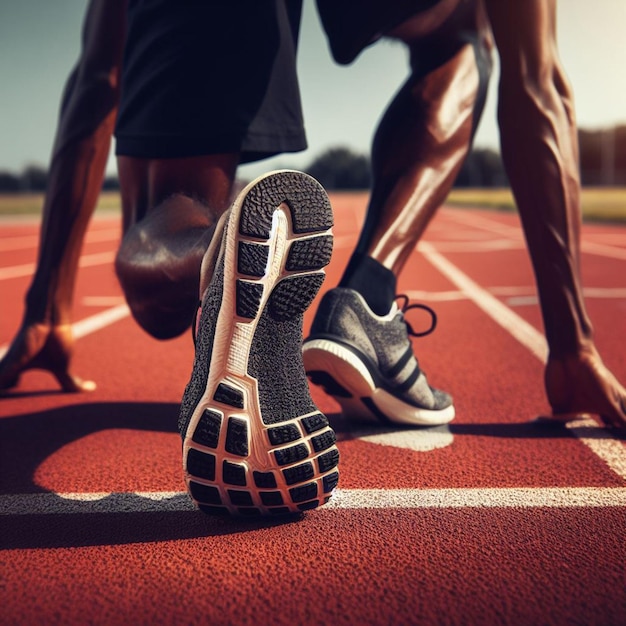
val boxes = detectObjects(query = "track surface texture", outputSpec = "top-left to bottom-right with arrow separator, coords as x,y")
1,192 -> 625,626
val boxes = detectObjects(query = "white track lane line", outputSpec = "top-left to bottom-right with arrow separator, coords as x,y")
445,209 -> 626,260
420,242 -> 548,361
1,487 -> 625,515
504,287 -> 626,307
0,304 -> 130,359
0,228 -> 120,252
71,303 -> 130,339
405,287 -> 626,306
581,240 -> 626,261
420,241 -> 626,481
0,251 -> 115,281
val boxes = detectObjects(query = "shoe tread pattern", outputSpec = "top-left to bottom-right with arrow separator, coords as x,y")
238,171 -> 333,238
182,171 -> 339,516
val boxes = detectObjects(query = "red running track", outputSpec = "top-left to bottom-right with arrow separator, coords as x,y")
1,193 -> 625,625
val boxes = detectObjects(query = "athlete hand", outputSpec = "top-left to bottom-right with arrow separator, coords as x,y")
0,322 -> 96,393
544,346 -> 626,430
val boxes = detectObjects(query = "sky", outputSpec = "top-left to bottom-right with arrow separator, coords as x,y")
1,0 -> 625,181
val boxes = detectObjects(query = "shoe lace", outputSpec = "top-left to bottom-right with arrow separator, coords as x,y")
395,294 -> 437,337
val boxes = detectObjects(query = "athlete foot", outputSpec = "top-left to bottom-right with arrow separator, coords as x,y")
0,322 -> 95,393
303,288 -> 454,426
544,345 -> 626,429
115,195 -> 217,339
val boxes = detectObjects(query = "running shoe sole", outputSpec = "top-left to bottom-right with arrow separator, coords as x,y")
179,170 -> 340,516
303,337 -> 455,426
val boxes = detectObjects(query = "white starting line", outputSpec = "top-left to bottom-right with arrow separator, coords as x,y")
0,251 -> 115,281
1,487 -> 625,516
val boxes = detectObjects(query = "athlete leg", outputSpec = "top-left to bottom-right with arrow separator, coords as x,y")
304,1 -> 492,425
112,0 -> 305,340
0,0 -> 127,392
485,0 -> 626,427
114,154 -> 239,339
339,0 -> 493,315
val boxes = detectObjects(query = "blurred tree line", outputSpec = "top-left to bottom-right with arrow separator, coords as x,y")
2,125 -> 625,192
0,165 -> 120,193
307,125 -> 626,189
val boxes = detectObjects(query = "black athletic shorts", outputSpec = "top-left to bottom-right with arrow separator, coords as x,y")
115,0 -> 306,164
316,0 -> 442,65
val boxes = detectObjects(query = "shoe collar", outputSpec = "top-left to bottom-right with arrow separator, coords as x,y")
348,289 -> 399,321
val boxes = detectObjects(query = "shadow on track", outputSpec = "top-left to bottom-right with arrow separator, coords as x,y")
0,402 -> 305,550
328,412 -> 600,441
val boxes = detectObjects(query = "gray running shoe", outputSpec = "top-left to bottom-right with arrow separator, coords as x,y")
303,288 -> 454,426
178,171 -> 340,516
